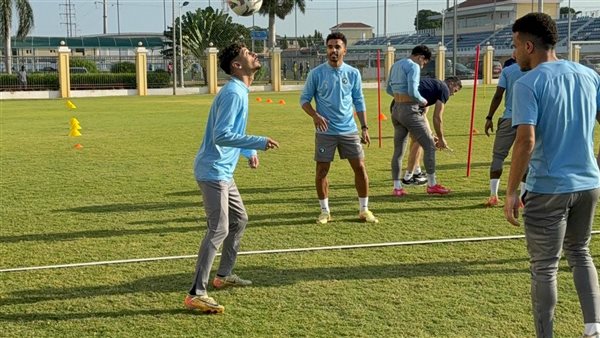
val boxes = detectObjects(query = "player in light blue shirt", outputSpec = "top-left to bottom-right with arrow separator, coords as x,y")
300,32 -> 378,224
505,13 -> 600,338
387,45 -> 452,197
186,43 -> 279,315
483,61 -> 527,207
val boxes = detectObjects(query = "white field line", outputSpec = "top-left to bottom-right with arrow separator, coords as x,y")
2,232 -> 599,273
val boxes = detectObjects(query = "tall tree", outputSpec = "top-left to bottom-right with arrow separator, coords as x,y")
258,0 -> 307,49
1,0 -> 34,75
560,7 -> 581,18
164,7 -> 250,85
414,9 -> 441,30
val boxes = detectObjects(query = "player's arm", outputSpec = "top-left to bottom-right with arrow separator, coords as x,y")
214,94 -> 268,150
407,65 -> 428,106
300,71 -> 328,132
432,100 -> 447,149
485,87 -> 506,136
504,125 -> 534,226
352,71 -> 370,145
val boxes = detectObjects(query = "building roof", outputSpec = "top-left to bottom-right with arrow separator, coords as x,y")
5,35 -> 165,49
330,22 -> 374,30
457,0 -> 511,8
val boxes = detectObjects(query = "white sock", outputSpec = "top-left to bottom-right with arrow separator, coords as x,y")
427,174 -> 437,186
490,179 -> 500,196
359,197 -> 368,212
584,323 -> 600,335
415,166 -> 422,174
319,198 -> 329,213
403,170 -> 413,181
393,180 -> 402,189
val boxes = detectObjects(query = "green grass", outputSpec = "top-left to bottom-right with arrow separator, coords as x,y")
1,88 -> 599,337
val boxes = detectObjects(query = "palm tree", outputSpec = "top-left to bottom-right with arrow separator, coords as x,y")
164,7 -> 250,85
258,0 -> 306,49
1,0 -> 34,75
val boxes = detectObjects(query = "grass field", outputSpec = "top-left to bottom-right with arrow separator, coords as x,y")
1,87 -> 599,337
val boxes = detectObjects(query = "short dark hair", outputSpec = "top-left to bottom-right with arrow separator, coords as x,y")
326,32 -> 347,46
445,76 -> 462,89
218,42 -> 246,75
512,13 -> 557,50
411,45 -> 432,60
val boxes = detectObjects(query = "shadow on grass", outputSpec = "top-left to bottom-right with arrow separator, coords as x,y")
54,201 -> 198,213
0,257 -> 532,312
0,222 -> 201,244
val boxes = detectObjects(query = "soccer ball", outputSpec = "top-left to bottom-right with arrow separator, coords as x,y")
228,0 -> 263,17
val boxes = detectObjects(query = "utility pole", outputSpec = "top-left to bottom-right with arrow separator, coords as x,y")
383,0 -> 387,37
59,0 -> 77,37
103,0 -> 108,34
453,0 -> 457,76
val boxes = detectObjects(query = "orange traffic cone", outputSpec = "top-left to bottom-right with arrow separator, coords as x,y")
378,113 -> 388,121
279,99 -> 286,105
74,143 -> 84,149
266,98 -> 273,103
256,97 -> 262,102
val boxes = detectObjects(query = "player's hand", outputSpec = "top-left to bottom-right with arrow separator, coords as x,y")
485,119 -> 494,137
265,138 -> 279,151
504,192 -> 521,226
313,113 -> 328,132
419,99 -> 428,107
360,129 -> 371,147
248,155 -> 259,169
435,137 -> 448,150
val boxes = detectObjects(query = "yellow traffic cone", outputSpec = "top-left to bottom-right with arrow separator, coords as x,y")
66,100 -> 77,109
69,129 -> 82,137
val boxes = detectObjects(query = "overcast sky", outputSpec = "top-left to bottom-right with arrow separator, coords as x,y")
24,0 -> 600,38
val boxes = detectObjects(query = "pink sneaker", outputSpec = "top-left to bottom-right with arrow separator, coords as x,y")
392,188 -> 408,197
426,184 -> 451,195
484,196 -> 500,207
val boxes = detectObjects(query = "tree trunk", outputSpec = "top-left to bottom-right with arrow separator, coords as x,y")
267,13 -> 276,49
4,30 -> 12,75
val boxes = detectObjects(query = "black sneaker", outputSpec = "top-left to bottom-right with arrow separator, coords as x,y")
401,176 -> 426,185
413,171 -> 427,179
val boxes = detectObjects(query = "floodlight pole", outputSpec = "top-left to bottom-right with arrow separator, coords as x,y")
453,0 -> 457,76
172,0 -> 177,95
568,0 -> 572,60
179,1 -> 189,88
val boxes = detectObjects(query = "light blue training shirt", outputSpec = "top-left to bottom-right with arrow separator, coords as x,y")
512,60 -> 600,194
386,58 -> 427,104
300,62 -> 366,135
194,77 -> 267,182
497,63 -> 527,120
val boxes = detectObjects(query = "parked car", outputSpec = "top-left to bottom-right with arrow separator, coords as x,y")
453,62 -> 476,80
70,67 -> 88,73
465,60 -> 502,78
581,57 -> 600,75
421,58 -> 453,78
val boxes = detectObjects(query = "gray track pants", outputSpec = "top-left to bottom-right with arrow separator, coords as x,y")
189,180 -> 248,296
390,102 -> 436,180
523,188 -> 600,337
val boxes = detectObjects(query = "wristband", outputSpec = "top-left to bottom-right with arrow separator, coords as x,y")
485,116 -> 493,120
361,125 -> 368,130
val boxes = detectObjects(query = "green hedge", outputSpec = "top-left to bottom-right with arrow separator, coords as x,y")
0,72 -> 171,90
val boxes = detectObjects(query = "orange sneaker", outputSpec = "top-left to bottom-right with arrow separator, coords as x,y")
184,294 -> 224,314
484,196 -> 501,207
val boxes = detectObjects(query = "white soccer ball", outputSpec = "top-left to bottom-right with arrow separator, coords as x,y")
228,0 -> 263,17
